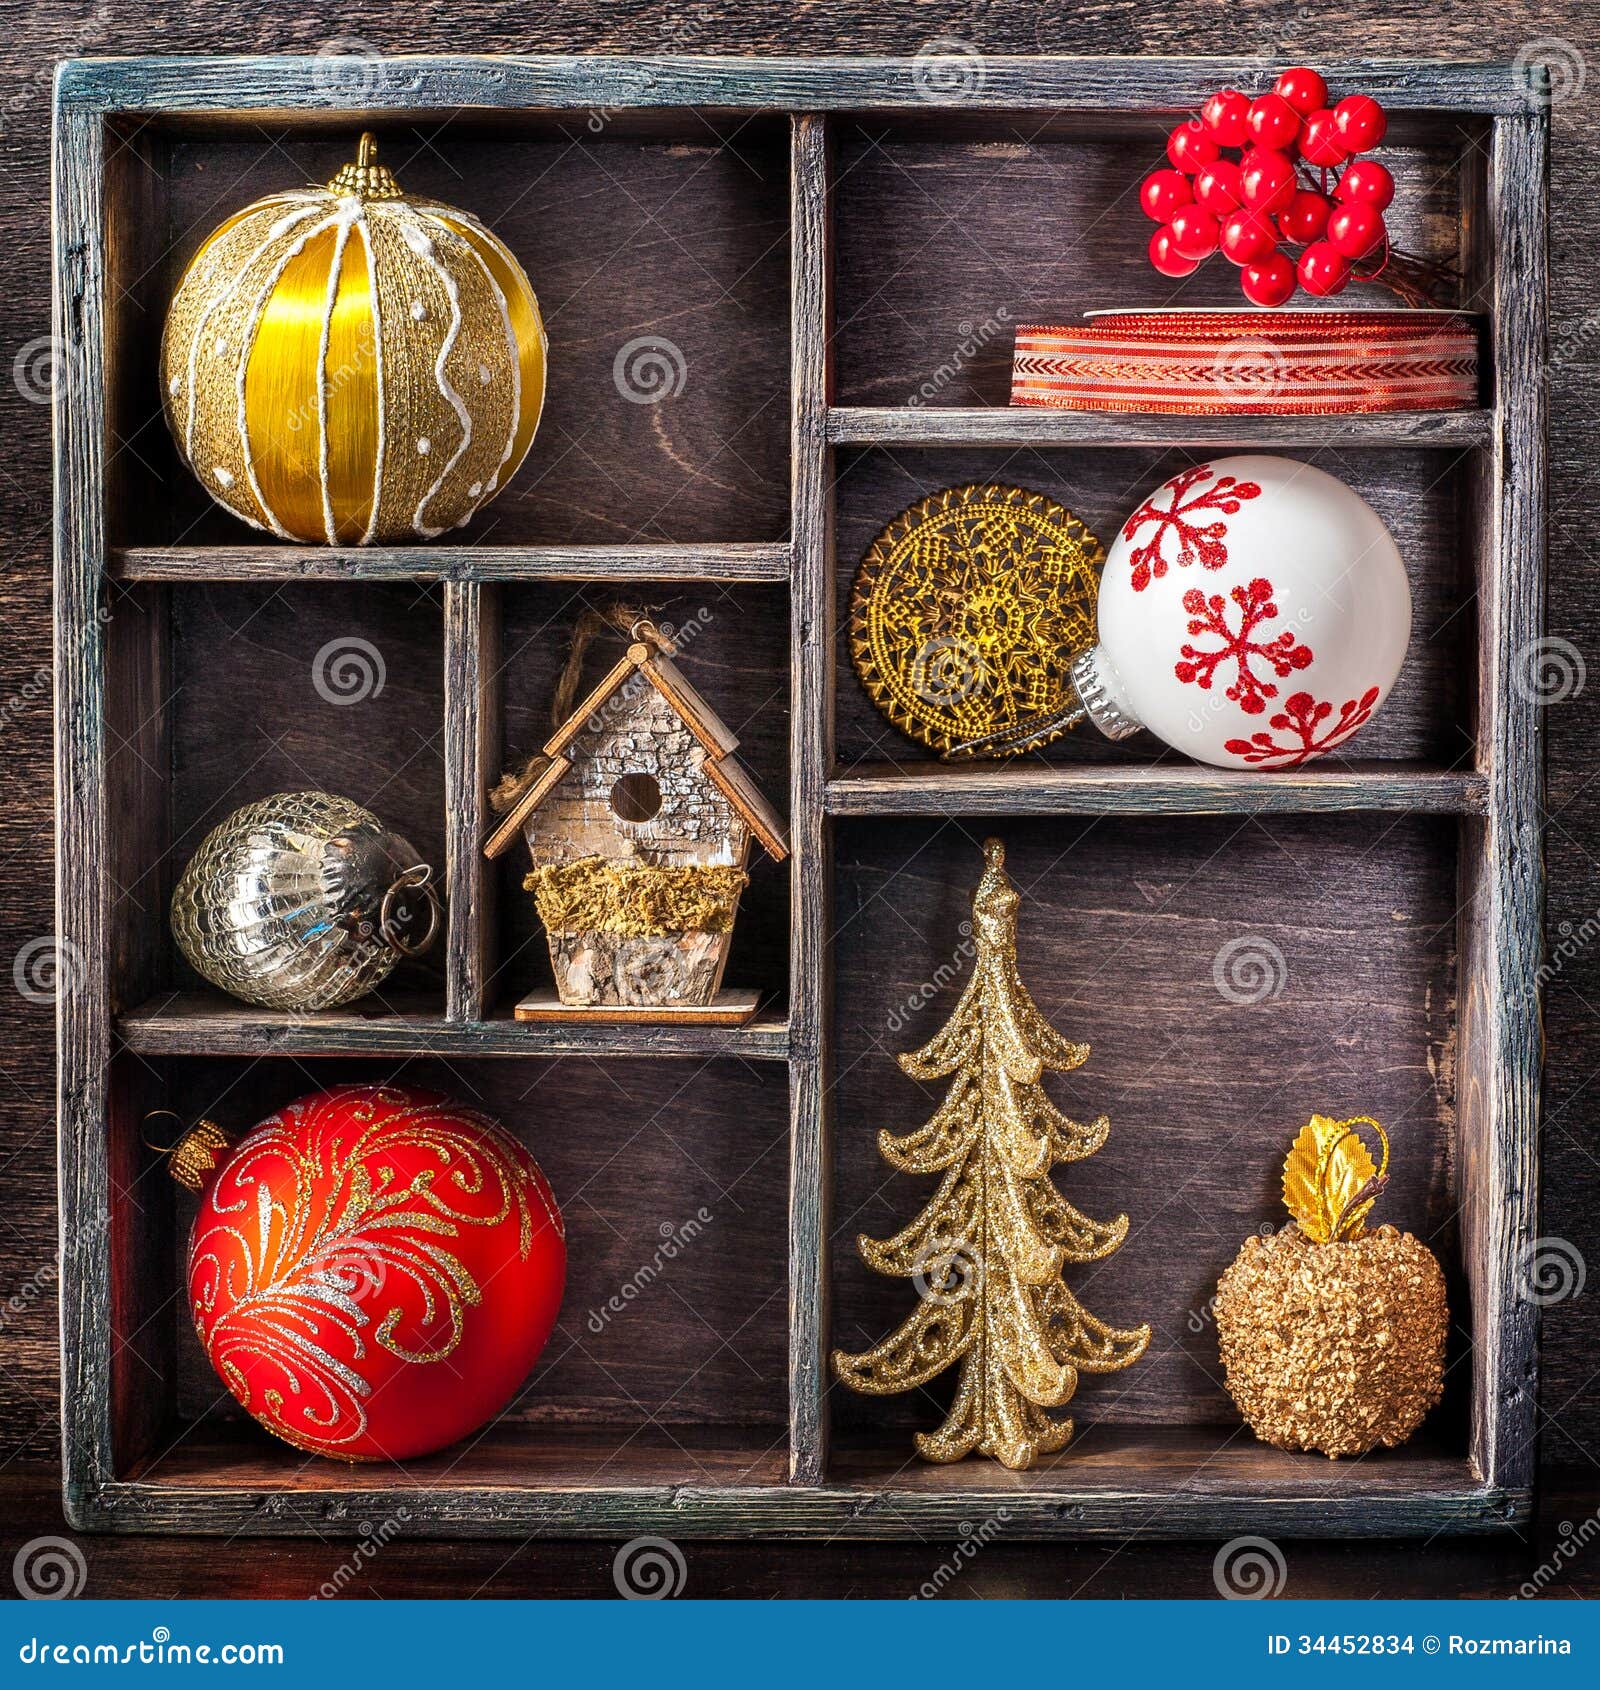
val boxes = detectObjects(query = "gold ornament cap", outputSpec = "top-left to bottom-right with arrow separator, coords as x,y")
326,133 -> 404,201
145,1113 -> 232,1193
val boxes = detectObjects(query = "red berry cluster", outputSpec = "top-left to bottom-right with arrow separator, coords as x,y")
1140,68 -> 1395,307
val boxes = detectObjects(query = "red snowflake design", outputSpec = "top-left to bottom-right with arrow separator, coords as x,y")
1174,577 -> 1313,715
1121,465 -> 1263,593
1225,687 -> 1382,769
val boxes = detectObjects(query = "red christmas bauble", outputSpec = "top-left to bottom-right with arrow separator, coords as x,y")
184,1084 -> 566,1461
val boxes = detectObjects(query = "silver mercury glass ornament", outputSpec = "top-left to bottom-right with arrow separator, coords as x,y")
170,791 -> 441,1011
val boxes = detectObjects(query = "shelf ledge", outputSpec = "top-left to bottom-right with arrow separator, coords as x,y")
117,995 -> 792,1061
826,762 -> 1489,817
826,406 -> 1492,451
110,543 -> 792,585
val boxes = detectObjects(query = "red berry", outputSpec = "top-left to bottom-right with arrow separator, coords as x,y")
1327,201 -> 1385,259
1168,119 -> 1219,172
1298,240 -> 1352,297
1239,148 -> 1297,214
1140,168 -> 1194,222
1149,225 -> 1201,278
1273,67 -> 1329,116
1247,92 -> 1302,152
1277,188 -> 1331,245
1194,159 -> 1243,214
1168,204 -> 1221,260
1337,159 -> 1395,209
1298,110 -> 1347,169
1201,88 -> 1252,147
1241,251 -> 1297,307
1219,209 -> 1278,266
1333,94 -> 1387,152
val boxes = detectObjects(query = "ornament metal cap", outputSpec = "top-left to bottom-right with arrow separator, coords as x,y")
944,643 -> 1142,759
144,1112 -> 231,1193
326,132 -> 404,201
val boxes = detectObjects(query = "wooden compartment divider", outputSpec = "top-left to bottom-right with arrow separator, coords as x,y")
53,55 -> 1546,1538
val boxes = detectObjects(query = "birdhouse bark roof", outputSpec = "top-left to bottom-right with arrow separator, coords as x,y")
483,641 -> 789,862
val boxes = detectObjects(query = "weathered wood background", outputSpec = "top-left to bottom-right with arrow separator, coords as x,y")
2,0 -> 1597,1592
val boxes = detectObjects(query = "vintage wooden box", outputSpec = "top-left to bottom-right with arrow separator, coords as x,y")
53,55 -> 1546,1538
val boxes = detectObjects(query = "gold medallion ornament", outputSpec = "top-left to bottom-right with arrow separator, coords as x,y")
832,839 -> 1149,1469
849,484 -> 1105,757
1214,1115 -> 1448,1459
160,134 -> 547,545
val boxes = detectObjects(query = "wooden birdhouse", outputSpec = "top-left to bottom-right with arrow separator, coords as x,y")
485,627 -> 788,1025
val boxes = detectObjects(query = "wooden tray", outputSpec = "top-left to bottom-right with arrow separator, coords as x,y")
53,55 -> 1547,1539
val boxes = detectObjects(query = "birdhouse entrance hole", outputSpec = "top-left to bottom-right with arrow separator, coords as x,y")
609,771 -> 662,823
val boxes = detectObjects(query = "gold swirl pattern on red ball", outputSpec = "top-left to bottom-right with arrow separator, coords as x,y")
188,1085 -> 561,1455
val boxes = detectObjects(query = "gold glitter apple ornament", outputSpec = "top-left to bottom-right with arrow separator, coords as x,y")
1215,1115 -> 1448,1459
161,133 -> 546,545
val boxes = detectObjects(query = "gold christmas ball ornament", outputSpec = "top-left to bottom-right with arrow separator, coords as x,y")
850,484 -> 1105,757
1215,1115 -> 1448,1459
160,134 -> 547,545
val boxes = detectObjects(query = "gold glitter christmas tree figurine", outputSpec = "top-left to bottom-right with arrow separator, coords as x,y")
832,838 -> 1149,1470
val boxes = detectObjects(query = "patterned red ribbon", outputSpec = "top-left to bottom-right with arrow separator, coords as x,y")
1011,310 -> 1478,416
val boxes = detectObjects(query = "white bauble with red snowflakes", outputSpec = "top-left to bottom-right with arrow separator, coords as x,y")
1079,455 -> 1411,770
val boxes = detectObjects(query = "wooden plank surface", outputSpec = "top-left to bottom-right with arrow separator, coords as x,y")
52,100 -> 117,1526
829,407 -> 1492,450
8,1461 -> 1585,1594
87,1422 -> 1523,1539
112,543 -> 793,584
1458,111 -> 1548,1496
787,115 -> 835,1486
827,763 -> 1490,816
444,581 -> 501,1020
54,56 -> 1543,116
117,994 -> 791,1060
